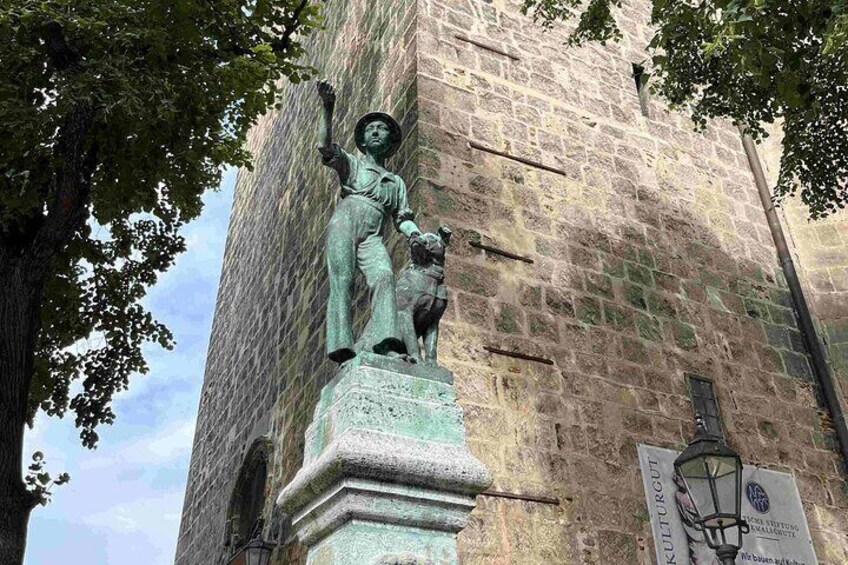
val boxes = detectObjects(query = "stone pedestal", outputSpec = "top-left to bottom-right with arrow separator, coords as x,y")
277,353 -> 491,565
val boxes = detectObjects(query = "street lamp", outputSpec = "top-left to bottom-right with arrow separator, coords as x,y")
674,416 -> 749,565
227,520 -> 275,565
239,536 -> 275,565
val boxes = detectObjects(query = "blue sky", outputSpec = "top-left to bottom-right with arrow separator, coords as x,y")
23,169 -> 236,565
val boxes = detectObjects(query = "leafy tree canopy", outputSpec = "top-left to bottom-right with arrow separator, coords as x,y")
521,0 -> 848,219
0,0 -> 321,450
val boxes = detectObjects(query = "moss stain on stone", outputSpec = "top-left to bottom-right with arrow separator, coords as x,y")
673,322 -> 697,350
636,314 -> 663,343
577,297 -> 601,326
758,420 -> 778,439
496,304 -> 521,334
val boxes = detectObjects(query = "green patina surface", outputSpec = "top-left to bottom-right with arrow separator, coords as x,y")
316,80 -> 424,365
281,354 -> 487,565
305,354 -> 465,459
309,521 -> 456,565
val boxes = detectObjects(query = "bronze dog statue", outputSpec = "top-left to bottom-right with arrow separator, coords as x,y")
353,227 -> 451,365
396,226 -> 451,365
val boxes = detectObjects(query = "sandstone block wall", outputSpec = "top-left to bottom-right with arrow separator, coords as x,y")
758,129 -> 848,444
414,1 -> 847,562
774,193 -> 848,414
177,1 -> 848,564
783,203 -> 848,408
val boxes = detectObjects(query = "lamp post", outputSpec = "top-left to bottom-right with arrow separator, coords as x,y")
673,416 -> 749,565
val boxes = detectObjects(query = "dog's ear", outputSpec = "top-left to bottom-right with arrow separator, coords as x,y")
437,225 -> 452,246
409,236 -> 427,264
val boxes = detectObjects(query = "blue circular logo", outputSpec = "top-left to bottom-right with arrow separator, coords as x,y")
746,481 -> 770,513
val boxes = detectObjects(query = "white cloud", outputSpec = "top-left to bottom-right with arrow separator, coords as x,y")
83,491 -> 185,535
81,419 -> 196,470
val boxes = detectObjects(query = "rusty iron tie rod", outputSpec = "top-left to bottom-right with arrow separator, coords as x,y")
469,142 -> 569,177
469,241 -> 534,264
480,489 -> 564,505
483,346 -> 554,366
454,34 -> 521,61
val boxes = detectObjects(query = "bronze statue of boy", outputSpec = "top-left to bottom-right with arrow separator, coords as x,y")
316,80 -> 423,364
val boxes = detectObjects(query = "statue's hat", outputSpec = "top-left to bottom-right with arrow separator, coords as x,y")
355,112 -> 402,158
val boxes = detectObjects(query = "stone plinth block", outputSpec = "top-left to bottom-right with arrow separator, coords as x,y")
277,354 -> 491,565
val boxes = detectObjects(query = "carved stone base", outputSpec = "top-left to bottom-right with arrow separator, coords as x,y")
277,354 -> 491,565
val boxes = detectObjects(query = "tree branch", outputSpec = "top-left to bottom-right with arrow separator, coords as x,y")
42,21 -> 82,71
25,102 -> 97,282
271,0 -> 311,54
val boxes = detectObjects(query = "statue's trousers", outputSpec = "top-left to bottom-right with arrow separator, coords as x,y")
326,195 -> 402,361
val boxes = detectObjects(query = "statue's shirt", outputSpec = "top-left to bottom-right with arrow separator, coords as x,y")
322,144 -> 414,231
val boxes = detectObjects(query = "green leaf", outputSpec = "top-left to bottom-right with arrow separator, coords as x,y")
1,0 -> 322,453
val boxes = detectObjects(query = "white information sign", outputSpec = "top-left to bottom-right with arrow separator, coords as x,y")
638,445 -> 818,565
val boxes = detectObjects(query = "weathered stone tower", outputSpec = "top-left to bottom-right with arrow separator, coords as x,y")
176,1 -> 848,564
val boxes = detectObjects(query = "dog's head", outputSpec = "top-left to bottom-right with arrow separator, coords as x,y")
410,226 -> 452,267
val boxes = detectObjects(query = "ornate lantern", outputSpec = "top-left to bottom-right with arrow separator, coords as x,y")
673,416 -> 749,564
227,520 -> 275,565
240,537 -> 274,565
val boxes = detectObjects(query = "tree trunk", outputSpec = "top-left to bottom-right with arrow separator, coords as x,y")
0,266 -> 43,565
0,67 -> 96,563
0,479 -> 33,565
